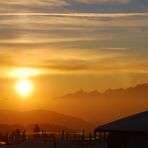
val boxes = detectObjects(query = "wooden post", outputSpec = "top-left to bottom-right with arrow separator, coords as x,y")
89,133 -> 91,143
102,132 -> 105,141
98,131 -> 101,143
66,132 -> 69,141
41,130 -> 44,142
12,131 -> 15,144
22,130 -> 26,142
44,132 -> 47,144
81,134 -> 84,148
62,130 -> 64,141
81,130 -> 85,148
53,135 -> 56,148
82,129 -> 85,137
94,131 -> 97,141
5,133 -> 9,144
15,129 -> 21,144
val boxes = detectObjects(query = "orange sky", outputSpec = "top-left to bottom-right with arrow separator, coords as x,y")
0,0 -> 148,123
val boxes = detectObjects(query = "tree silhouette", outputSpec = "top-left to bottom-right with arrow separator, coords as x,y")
33,124 -> 40,133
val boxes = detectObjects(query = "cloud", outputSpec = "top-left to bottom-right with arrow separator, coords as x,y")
0,0 -> 69,13
76,0 -> 130,4
0,12 -> 147,76
0,0 -> 147,13
0,0 -> 69,7
0,46 -> 128,75
1,12 -> 147,17
0,47 -> 148,76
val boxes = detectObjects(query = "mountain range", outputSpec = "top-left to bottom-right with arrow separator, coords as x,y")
54,83 -> 148,124
0,84 -> 148,132
58,83 -> 148,100
0,110 -> 93,132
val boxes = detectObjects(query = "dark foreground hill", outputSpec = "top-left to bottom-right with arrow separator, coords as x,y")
0,110 -> 93,132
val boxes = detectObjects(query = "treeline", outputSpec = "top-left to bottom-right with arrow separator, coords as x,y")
0,123 -> 73,133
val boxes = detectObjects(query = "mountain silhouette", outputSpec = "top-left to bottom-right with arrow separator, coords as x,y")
0,110 -> 93,131
55,84 -> 148,124
59,83 -> 148,100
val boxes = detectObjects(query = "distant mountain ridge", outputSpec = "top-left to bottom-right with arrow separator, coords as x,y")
59,83 -> 148,100
0,84 -> 147,132
0,110 -> 93,131
53,83 -> 148,125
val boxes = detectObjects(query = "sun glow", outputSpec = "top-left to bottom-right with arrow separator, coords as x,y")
9,68 -> 39,78
16,79 -> 33,97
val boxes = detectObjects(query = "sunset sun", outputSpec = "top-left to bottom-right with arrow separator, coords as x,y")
16,79 -> 33,97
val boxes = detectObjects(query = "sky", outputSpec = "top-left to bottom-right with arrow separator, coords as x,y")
0,0 -> 148,119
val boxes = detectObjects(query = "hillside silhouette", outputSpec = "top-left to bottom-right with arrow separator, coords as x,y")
0,110 -> 93,132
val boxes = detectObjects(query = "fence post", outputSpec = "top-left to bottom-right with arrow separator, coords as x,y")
5,133 -> 9,144
89,133 -> 91,143
66,132 -> 69,142
94,131 -> 97,141
81,130 -> 85,148
53,135 -> 56,148
22,130 -> 26,143
62,130 -> 65,141
44,132 -> 47,144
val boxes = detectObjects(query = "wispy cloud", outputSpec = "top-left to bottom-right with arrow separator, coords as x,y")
76,0 -> 130,4
0,12 -> 147,17
0,12 -> 148,76
0,0 -> 147,13
0,0 -> 69,7
1,47 -> 148,76
0,0 -> 69,13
